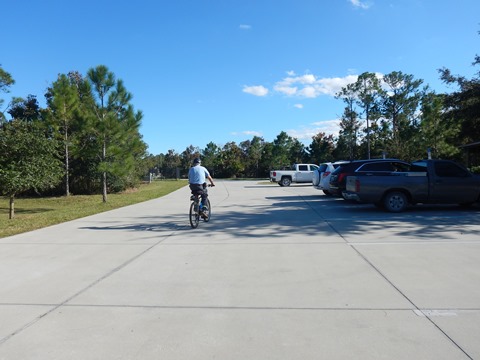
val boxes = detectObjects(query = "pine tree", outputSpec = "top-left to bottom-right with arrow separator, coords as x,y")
86,65 -> 146,201
380,71 -> 424,160
45,74 -> 80,196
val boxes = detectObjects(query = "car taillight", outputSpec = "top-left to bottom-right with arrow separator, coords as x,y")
322,171 -> 330,177
338,173 -> 348,182
272,171 -> 276,176
355,179 -> 360,192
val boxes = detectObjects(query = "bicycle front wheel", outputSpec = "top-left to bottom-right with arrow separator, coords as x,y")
203,198 -> 211,222
189,202 -> 199,228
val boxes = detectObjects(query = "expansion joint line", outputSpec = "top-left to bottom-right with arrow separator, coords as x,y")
302,195 -> 473,360
0,231 -> 176,347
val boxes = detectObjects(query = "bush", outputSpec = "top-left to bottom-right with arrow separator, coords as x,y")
469,166 -> 480,174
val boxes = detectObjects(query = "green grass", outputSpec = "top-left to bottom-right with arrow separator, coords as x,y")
0,180 -> 187,239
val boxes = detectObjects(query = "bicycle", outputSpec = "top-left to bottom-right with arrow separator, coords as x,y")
189,184 -> 213,228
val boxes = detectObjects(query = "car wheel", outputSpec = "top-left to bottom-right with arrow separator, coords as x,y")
323,190 -> 331,196
383,191 -> 408,212
280,177 -> 292,187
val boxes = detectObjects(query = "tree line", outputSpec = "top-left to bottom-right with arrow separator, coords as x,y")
143,62 -> 480,180
1,46 -> 479,216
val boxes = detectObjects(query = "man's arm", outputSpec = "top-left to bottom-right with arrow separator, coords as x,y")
207,174 -> 215,186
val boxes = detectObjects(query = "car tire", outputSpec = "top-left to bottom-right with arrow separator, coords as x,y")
323,190 -> 331,196
280,177 -> 292,187
383,191 -> 408,212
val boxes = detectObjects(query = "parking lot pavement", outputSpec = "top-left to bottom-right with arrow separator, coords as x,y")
1,180 -> 479,359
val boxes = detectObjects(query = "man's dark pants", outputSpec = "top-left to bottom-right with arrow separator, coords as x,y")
189,183 -> 208,207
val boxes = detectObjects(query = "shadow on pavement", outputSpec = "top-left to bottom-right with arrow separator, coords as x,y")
79,193 -> 480,241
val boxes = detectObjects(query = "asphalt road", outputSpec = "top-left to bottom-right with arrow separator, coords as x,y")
1,180 -> 479,359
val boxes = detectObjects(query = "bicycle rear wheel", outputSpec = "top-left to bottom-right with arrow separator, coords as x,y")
189,202 -> 199,228
203,198 -> 211,222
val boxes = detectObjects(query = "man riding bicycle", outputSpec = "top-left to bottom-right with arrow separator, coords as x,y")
188,158 -> 215,216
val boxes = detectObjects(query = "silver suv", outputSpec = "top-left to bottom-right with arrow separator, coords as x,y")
312,161 -> 348,195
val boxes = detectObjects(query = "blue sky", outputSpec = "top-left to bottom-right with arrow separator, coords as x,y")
2,0 -> 479,155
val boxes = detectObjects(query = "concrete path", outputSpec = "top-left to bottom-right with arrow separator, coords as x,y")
1,180 -> 479,359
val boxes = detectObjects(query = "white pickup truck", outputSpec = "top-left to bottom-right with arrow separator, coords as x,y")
270,164 -> 319,186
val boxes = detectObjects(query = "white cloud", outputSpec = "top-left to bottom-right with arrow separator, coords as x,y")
316,75 -> 359,95
310,119 -> 342,135
239,24 -> 252,30
349,0 -> 372,9
294,104 -> 303,109
243,85 -> 269,97
274,73 -> 358,98
243,71 -> 385,100
280,74 -> 316,86
273,84 -> 297,96
298,86 -> 318,98
287,119 -> 341,141
243,130 -> 262,136
231,130 -> 263,137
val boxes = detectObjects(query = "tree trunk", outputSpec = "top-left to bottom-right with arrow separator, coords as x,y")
64,108 -> 70,197
102,139 -> 107,203
366,113 -> 371,159
102,171 -> 107,203
9,195 -> 15,219
65,134 -> 70,196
